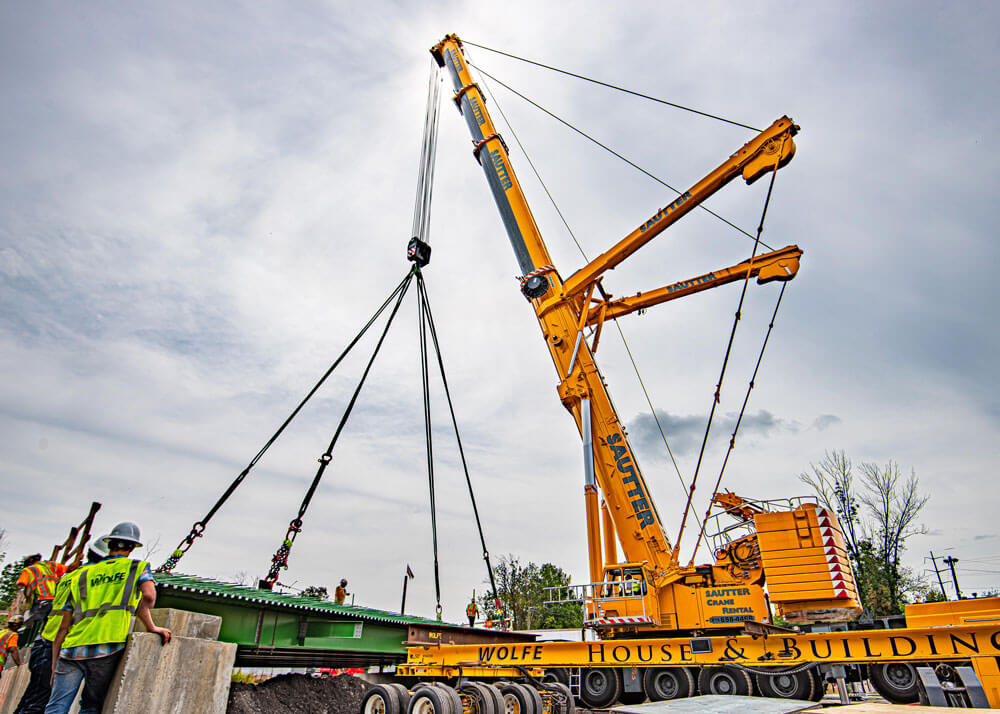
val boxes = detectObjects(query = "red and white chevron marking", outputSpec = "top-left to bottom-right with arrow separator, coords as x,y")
817,508 -> 855,599
590,616 -> 655,626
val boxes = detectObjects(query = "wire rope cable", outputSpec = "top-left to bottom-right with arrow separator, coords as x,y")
673,137 -> 789,561
260,269 -> 415,587
688,281 -> 788,565
412,58 -> 443,244
468,61 -> 773,251
416,270 -> 501,611
462,40 -> 762,132
159,269 -> 415,572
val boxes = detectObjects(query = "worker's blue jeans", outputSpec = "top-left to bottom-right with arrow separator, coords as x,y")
44,652 -> 123,714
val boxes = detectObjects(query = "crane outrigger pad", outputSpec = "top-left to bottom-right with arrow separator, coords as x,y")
610,695 -> 818,713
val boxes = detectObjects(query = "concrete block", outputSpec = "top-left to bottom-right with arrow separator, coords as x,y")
101,632 -> 236,714
0,655 -> 32,714
137,608 -> 222,641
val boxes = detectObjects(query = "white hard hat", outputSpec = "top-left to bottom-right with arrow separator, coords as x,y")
103,522 -> 143,547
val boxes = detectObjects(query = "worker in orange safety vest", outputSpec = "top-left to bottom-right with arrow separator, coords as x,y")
466,599 -> 478,627
0,626 -> 22,677
8,555 -> 67,629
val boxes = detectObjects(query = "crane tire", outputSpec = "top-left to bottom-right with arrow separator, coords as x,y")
869,662 -> 920,704
579,667 -> 622,709
754,668 -> 814,700
500,682 -> 540,714
458,681 -> 501,714
697,666 -> 753,696
644,667 -> 694,700
406,686 -> 452,714
361,684 -> 405,714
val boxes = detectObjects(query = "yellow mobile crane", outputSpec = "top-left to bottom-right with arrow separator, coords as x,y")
427,33 -> 862,640
358,35 -> 1000,714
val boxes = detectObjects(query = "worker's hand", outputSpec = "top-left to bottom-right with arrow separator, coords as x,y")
152,626 -> 172,645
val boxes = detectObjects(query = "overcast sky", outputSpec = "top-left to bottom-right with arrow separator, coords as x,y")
2,2 -> 998,622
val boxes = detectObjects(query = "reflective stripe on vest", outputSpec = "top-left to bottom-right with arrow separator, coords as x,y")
63,558 -> 147,648
0,629 -> 17,665
23,562 -> 59,600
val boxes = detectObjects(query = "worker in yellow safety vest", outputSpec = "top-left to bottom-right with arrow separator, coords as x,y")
9,555 -> 68,630
11,536 -> 109,714
0,626 -> 22,676
466,600 -> 478,627
46,522 -> 172,714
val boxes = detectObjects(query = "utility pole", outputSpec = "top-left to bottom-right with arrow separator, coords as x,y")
943,555 -> 962,600
929,551 -> 949,600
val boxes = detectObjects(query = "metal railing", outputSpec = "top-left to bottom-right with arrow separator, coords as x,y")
544,581 -> 650,626
704,495 -> 819,554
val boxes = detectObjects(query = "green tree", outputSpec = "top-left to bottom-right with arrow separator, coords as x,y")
800,450 -> 929,616
479,556 -> 582,630
301,585 -> 329,600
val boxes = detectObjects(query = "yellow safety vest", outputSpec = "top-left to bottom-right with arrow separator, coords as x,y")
0,629 -> 18,666
62,557 -> 148,648
41,569 -> 85,642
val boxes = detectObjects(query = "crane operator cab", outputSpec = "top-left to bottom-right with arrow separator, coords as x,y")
591,564 -> 656,626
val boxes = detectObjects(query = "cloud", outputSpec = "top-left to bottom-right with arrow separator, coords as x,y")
973,534 -> 997,541
628,409 -> 795,457
812,414 -> 842,431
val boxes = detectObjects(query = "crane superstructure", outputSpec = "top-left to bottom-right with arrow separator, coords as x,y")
429,35 -> 861,636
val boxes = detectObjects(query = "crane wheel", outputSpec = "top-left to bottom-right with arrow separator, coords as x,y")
869,662 -> 920,704
361,684 -> 407,714
579,668 -> 622,709
406,685 -> 451,714
697,666 -> 753,696
643,667 -> 694,700
499,682 -> 541,714
458,682 -> 502,714
754,668 -> 815,700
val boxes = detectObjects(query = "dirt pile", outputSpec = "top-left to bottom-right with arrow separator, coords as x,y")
227,673 -> 371,714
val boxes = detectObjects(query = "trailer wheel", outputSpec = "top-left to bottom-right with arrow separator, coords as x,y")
500,682 -> 540,714
754,668 -> 814,700
579,667 -> 621,709
807,668 -> 826,701
458,681 -> 502,714
362,684 -> 406,714
407,686 -> 452,714
869,662 -> 920,704
543,682 -> 575,714
697,666 -> 753,696
542,668 -> 569,686
430,683 -> 462,714
643,667 -> 694,700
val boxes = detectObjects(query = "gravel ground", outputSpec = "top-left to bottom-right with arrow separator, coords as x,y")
227,673 -> 371,714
